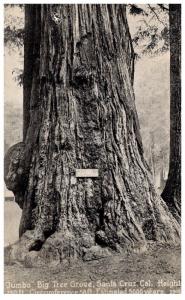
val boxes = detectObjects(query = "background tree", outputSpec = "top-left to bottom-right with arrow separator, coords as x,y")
4,4 -> 179,266
129,4 -> 181,221
161,4 -> 181,222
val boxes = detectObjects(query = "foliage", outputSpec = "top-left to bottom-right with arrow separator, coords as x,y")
12,68 -> 23,86
4,4 -> 170,84
4,5 -> 24,84
4,5 -> 24,51
128,4 -> 169,57
129,4 -> 148,16
4,26 -> 24,50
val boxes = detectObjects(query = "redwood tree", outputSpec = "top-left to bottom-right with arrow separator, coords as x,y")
161,4 -> 181,222
4,4 -> 180,266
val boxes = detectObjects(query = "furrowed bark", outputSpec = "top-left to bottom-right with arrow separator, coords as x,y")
23,5 -> 41,140
5,4 -> 180,266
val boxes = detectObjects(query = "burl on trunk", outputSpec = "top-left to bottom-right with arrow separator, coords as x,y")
4,4 -> 180,266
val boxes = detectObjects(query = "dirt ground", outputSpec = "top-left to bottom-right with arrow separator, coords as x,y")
4,243 -> 181,294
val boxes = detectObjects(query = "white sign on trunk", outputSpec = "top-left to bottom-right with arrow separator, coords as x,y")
76,169 -> 99,178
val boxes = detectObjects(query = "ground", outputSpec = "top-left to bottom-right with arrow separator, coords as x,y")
4,201 -> 21,247
4,202 -> 181,294
4,243 -> 181,294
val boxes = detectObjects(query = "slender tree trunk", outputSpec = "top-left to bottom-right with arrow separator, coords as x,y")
5,4 -> 179,266
161,4 -> 181,222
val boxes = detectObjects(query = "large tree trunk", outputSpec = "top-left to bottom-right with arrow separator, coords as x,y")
161,4 -> 181,222
4,4 -> 180,266
23,5 -> 41,140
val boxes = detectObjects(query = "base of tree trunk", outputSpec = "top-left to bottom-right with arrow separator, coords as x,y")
161,184 -> 181,224
4,4 -> 180,268
5,209 -> 180,268
4,141 -> 180,268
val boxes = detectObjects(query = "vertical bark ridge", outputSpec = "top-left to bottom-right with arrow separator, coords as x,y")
4,4 -> 180,265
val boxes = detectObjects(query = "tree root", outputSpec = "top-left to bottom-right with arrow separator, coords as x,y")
4,224 -> 180,268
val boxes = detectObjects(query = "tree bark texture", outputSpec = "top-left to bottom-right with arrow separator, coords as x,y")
23,5 -> 41,140
4,4 -> 180,266
161,4 -> 181,222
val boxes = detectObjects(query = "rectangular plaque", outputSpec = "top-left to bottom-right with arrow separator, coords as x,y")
76,169 -> 99,178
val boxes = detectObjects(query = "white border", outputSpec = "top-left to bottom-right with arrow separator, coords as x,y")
0,1 -> 184,299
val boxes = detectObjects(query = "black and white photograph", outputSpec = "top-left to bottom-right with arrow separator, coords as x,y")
3,1 -> 181,294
